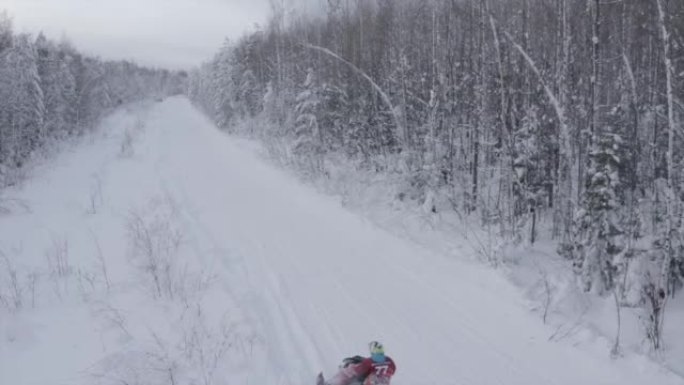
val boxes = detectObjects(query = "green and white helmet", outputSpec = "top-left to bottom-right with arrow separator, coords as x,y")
369,341 -> 386,363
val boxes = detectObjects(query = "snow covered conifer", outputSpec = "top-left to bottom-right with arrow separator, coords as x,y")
513,106 -> 544,243
0,34 -> 45,166
319,82 -> 348,151
36,34 -> 76,139
262,81 -> 277,124
573,131 -> 624,294
212,44 -> 236,129
514,107 -> 543,209
293,68 -> 322,172
239,69 -> 260,118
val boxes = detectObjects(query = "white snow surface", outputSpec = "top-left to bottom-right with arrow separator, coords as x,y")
0,97 -> 682,385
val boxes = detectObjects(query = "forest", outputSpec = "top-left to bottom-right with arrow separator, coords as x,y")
187,0 -> 684,350
0,11 -> 184,187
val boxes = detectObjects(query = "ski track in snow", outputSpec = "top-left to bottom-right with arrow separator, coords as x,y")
1,97 -> 682,385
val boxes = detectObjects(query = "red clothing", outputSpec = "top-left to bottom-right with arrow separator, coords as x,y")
329,357 -> 396,385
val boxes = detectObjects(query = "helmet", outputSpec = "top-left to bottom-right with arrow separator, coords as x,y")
369,341 -> 386,363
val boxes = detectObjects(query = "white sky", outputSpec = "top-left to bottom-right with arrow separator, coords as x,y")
0,0 -> 283,70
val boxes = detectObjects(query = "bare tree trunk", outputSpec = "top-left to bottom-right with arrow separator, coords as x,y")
656,0 -> 676,290
611,289 -> 622,357
652,0 -> 677,350
554,0 -> 573,236
471,0 -> 487,215
623,53 -> 639,191
589,0 -> 601,141
489,13 -> 516,238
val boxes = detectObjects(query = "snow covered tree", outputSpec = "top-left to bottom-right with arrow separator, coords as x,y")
212,42 -> 237,129
238,69 -> 260,119
0,34 -> 45,167
262,81 -> 277,124
572,132 -> 624,295
72,56 -> 111,130
293,68 -> 322,172
514,105 -> 543,243
187,63 -> 217,119
0,11 -> 11,54
319,82 -> 348,151
36,34 -> 76,139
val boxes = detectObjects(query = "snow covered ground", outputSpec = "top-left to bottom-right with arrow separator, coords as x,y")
1,97 -> 682,385
303,141 -> 684,378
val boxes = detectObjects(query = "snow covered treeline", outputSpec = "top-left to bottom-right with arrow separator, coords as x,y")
0,12 -> 186,187
188,0 -> 683,349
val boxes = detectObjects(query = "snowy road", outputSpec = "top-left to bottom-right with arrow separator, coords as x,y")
143,98 -> 680,385
2,97 -> 682,385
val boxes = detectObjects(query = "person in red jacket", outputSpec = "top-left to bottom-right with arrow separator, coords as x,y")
317,341 -> 397,385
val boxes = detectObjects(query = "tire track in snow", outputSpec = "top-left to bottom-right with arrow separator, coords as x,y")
148,113 -> 326,384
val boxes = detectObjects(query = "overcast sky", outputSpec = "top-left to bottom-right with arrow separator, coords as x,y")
0,0 -> 288,70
